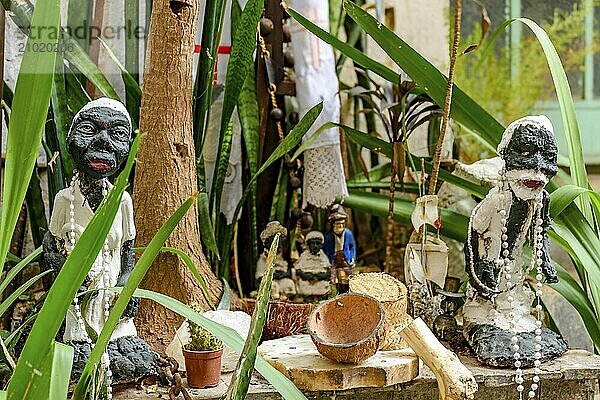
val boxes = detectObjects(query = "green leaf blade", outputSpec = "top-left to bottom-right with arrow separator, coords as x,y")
73,194 -> 198,398
212,0 -> 264,211
341,0 -> 504,148
225,235 -> 279,400
0,0 -> 60,277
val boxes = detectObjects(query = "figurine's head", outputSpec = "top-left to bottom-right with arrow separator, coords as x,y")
498,115 -> 558,200
67,98 -> 133,180
260,221 -> 287,254
305,231 -> 324,255
328,205 -> 348,236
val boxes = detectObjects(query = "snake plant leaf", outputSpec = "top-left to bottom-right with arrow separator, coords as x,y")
238,68 -> 260,264
7,136 -> 140,400
193,0 -> 227,160
218,278 -> 232,311
73,194 -> 198,399
225,235 -> 279,400
341,0 -> 504,148
198,191 -> 221,260
219,102 -> 323,272
212,120 -> 234,213
51,53 -> 76,184
124,0 -> 140,83
0,0 -> 60,278
212,0 -> 264,211
232,102 -> 324,224
129,288 -> 308,400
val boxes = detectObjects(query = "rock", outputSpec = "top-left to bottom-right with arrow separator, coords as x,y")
70,336 -> 163,384
465,324 -> 567,367
70,341 -> 92,381
165,310 -> 251,373
258,335 -> 419,391
108,336 -> 164,384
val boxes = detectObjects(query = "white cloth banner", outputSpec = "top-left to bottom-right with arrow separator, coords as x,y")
289,0 -> 348,207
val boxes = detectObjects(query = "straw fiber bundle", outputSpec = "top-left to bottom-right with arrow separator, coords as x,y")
349,272 -> 409,350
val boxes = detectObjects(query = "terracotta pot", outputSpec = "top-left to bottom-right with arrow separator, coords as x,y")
183,348 -> 223,389
307,293 -> 386,364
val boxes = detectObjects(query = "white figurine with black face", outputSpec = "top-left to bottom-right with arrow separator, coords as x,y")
462,116 -> 567,368
42,98 -> 162,385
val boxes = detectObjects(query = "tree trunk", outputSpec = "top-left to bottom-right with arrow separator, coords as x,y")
133,0 -> 222,352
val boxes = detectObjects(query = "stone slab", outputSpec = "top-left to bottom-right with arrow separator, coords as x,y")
113,350 -> 600,400
257,334 -> 419,391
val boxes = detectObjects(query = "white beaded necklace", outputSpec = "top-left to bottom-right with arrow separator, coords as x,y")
67,173 -> 113,399
496,174 -> 544,400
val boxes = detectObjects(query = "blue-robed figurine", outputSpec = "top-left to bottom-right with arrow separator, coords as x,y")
323,205 -> 356,289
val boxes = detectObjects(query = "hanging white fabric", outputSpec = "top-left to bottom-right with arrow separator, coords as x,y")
289,0 -> 348,208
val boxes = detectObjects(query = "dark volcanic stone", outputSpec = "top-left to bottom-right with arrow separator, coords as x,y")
107,336 -> 164,384
70,341 -> 92,381
465,324 -> 567,367
69,336 -> 164,384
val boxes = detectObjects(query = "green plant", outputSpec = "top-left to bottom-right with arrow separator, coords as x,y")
349,79 -> 443,268
188,324 -> 224,352
225,233 -> 279,400
454,1 -> 595,162
187,305 -> 224,352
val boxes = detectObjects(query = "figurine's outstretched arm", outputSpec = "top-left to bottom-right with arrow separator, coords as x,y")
538,190 -> 557,283
117,240 -> 139,318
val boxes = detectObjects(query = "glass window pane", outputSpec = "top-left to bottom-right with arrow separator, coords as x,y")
521,0 -> 585,100
594,5 -> 600,99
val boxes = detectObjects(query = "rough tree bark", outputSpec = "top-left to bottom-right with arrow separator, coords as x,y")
133,0 -> 222,352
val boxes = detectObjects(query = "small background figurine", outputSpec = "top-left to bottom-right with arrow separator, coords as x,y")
323,205 -> 356,292
462,115 -> 567,368
294,231 -> 331,301
256,221 -> 296,299
42,98 -> 162,384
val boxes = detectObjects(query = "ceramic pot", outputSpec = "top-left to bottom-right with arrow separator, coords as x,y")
183,348 -> 223,388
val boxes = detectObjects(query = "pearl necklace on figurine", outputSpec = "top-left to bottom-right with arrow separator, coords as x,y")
497,175 -> 544,400
67,173 -> 113,399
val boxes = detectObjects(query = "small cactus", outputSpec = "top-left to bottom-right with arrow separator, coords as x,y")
186,305 -> 223,351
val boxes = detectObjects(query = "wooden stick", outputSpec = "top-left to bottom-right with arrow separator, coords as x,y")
428,0 -> 462,195
400,318 -> 477,400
